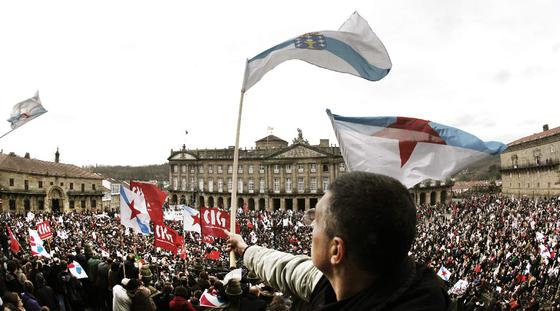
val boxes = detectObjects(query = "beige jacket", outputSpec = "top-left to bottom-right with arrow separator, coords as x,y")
243,245 -> 323,302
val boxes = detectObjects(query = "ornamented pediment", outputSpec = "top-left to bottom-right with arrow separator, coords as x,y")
272,145 -> 327,159
170,152 -> 197,160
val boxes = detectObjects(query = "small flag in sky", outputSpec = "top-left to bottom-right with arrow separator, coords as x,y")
29,229 -> 50,258
7,91 -> 47,130
243,12 -> 391,92
6,225 -> 20,254
120,186 -> 151,235
327,110 -> 507,188
68,261 -> 88,279
437,265 -> 452,282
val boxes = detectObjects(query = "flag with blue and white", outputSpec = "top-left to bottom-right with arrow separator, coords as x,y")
7,91 -> 47,130
120,186 -> 151,235
243,12 -> 392,92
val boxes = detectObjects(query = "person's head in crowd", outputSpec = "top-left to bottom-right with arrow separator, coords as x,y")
173,286 -> 189,299
312,171 -> 416,280
23,280 -> 34,294
2,292 -> 23,310
6,260 -> 18,273
140,264 -> 153,285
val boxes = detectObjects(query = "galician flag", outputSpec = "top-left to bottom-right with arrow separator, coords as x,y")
7,91 -> 47,130
120,186 -> 151,235
437,265 -> 452,282
243,12 -> 391,92
327,110 -> 506,188
29,229 -> 50,258
68,261 -> 88,279
182,205 -> 201,234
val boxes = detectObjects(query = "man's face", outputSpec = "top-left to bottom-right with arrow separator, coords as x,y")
312,191 -> 332,273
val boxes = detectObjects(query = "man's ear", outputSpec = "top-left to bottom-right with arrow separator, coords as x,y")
330,237 -> 345,265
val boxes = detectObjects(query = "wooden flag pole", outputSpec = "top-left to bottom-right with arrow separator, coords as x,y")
230,60 -> 249,268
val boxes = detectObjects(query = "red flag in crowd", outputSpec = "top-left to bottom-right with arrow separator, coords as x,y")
200,208 -> 240,239
130,181 -> 166,225
154,224 -> 181,254
6,225 -> 20,254
36,221 -> 52,240
206,249 -> 221,261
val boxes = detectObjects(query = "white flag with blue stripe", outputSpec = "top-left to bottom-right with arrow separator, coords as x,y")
120,186 -> 151,235
7,91 -> 47,130
327,110 -> 507,188
243,12 -> 391,92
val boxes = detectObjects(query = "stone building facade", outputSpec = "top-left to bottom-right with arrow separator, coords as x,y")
501,125 -> 560,198
168,133 -> 346,211
0,150 -> 103,214
410,179 -> 452,206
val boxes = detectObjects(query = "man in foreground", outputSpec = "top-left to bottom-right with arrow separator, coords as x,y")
227,171 -> 449,310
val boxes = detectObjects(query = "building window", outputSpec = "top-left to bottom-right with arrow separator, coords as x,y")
310,163 -> 317,173
24,180 -> 29,190
9,178 -> 14,186
92,184 -> 96,191
208,165 -> 213,174
248,178 -> 254,193
273,178 -> 280,193
208,178 -> 214,192
60,182 -> 64,187
173,165 -> 178,173
323,177 -> 330,191
198,178 -> 204,191
274,164 -> 280,174
81,184 -> 85,192
38,200 -> 44,210
70,183 -> 74,190
238,178 -> 243,193
24,199 -> 30,210
198,165 -> 204,174
217,165 -> 223,174
339,163 -> 346,172
310,177 -> 317,193
181,177 -> 187,191
182,165 -> 187,173
228,165 -> 233,174
259,178 -> 265,193
227,178 -> 232,192
537,182 -> 540,188
91,199 -> 97,208
297,177 -> 304,193
173,177 -> 178,190
50,182 -> 53,186
297,164 -> 304,173
218,178 -> 224,193
38,181 -> 43,188
248,165 -> 254,174
286,178 -> 292,193
285,164 -> 292,173
69,200 -> 75,209
190,165 -> 195,173
322,164 -> 329,172
81,200 -> 86,208
190,177 -> 195,191
549,182 -> 552,188
527,183 -> 530,188
259,165 -> 265,174
9,199 -> 16,210
238,165 -> 244,174
111,184 -> 120,194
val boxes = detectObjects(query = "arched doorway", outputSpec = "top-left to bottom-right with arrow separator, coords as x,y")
198,196 -> 205,207
179,195 -> 186,204
172,194 -> 178,204
297,199 -> 305,211
47,187 -> 64,213
419,193 -> 426,205
440,191 -> 447,202
258,198 -> 265,210
285,199 -> 293,210
309,198 -> 318,210
237,198 -> 244,211
208,196 -> 214,208
248,198 -> 255,210
226,198 -> 231,210
430,192 -> 436,205
217,197 -> 224,208
273,199 -> 281,211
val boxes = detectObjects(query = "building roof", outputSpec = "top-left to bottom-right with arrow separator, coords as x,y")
0,153 -> 101,179
508,125 -> 560,147
255,135 -> 287,143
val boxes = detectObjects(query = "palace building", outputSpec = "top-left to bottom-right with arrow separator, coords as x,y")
0,149 -> 103,213
168,130 -> 452,211
501,124 -> 560,198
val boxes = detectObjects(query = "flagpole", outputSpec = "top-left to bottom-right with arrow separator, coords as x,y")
0,128 -> 15,140
230,60 -> 249,268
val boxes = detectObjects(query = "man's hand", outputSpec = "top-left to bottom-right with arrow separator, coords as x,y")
225,229 -> 248,257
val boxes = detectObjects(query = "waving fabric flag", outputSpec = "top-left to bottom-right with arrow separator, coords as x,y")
7,91 -> 47,130
6,225 -> 20,254
68,261 -> 88,279
327,110 -> 506,188
200,289 -> 228,308
243,12 -> 391,92
120,186 -> 151,235
130,181 -> 165,224
182,205 -> 201,234
154,224 -> 181,254
437,266 -> 452,282
29,229 -> 50,258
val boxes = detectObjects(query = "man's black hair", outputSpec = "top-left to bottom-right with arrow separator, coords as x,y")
326,171 -> 416,275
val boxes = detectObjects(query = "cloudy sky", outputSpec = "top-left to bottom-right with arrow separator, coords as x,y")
1,0 -> 558,166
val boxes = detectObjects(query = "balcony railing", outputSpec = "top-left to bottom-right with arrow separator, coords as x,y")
501,158 -> 560,172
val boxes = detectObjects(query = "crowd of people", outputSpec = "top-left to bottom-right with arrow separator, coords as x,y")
1,193 -> 560,310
